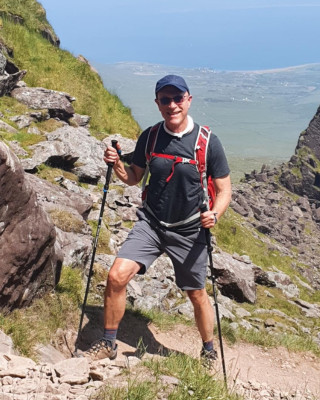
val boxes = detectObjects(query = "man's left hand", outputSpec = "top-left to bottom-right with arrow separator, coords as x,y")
200,210 -> 217,228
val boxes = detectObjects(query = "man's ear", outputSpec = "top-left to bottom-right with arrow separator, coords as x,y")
188,95 -> 193,108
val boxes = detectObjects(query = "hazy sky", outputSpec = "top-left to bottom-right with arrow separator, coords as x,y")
40,0 -> 320,70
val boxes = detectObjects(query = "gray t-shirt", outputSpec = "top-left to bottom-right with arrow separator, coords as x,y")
132,122 -> 230,233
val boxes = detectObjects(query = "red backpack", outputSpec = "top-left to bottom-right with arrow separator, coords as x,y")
141,122 -> 216,220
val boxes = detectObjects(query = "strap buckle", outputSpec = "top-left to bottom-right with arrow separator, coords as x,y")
181,158 -> 190,164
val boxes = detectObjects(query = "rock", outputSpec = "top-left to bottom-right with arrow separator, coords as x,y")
35,344 -> 66,364
294,299 -> 320,318
128,279 -> 142,297
0,50 -> 6,74
264,318 -> 276,327
26,174 -> 92,219
159,375 -> 180,386
22,126 -> 107,184
70,114 -> 91,127
0,331 -> 15,354
27,126 -> 41,135
239,320 -> 253,330
211,251 -> 256,303
292,206 -> 303,218
9,115 -> 35,129
235,307 -> 251,318
0,120 -> 18,133
53,358 -> 89,379
0,143 -> 63,310
55,229 -> 92,268
0,69 -> 27,97
40,28 -> 60,47
229,322 -> 239,331
77,55 -> 99,74
11,87 -> 75,121
6,354 -> 36,369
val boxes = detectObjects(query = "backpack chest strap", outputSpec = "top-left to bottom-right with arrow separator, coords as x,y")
151,152 -> 197,182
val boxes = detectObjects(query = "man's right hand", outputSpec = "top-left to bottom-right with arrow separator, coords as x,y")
104,143 -> 121,167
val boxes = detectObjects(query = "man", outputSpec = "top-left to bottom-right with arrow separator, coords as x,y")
86,75 -> 231,363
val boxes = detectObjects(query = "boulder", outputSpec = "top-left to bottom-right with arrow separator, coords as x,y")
22,126 -> 107,184
211,251 -> 256,303
0,142 -> 63,310
11,87 -> 75,121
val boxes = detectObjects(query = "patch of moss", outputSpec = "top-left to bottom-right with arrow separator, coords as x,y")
36,164 -> 79,185
48,209 -> 85,233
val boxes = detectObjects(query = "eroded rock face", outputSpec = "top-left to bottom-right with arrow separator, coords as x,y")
0,50 -> 27,97
11,87 -> 75,120
0,142 -> 63,310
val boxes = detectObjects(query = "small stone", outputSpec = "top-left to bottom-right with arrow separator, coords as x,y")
264,318 -> 276,327
159,375 -> 180,386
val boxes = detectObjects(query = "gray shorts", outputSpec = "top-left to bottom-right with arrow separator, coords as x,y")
117,209 -> 208,290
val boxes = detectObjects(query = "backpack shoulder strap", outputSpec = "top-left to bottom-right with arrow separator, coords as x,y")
195,125 -> 212,206
141,122 -> 162,204
145,122 -> 162,162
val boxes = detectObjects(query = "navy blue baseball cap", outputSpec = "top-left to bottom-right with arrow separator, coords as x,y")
155,75 -> 190,94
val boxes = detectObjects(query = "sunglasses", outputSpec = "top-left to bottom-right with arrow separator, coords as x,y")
158,94 -> 189,105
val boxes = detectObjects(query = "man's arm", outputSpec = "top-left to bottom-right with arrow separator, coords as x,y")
200,174 -> 232,228
104,144 -> 145,186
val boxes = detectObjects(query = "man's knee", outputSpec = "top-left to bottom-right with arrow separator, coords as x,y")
187,288 -> 208,307
107,258 -> 141,288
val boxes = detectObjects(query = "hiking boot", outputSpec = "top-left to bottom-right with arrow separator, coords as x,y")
200,348 -> 218,369
85,338 -> 118,361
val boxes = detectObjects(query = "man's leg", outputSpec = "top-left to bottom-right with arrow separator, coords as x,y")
187,288 -> 214,343
86,258 -> 141,360
104,258 -> 141,330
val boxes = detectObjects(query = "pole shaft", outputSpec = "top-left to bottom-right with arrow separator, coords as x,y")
74,140 -> 118,354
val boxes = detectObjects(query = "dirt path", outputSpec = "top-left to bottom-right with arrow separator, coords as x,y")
78,308 -> 320,398
115,323 -> 320,398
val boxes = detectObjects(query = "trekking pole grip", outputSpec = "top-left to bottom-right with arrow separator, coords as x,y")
107,140 -> 118,167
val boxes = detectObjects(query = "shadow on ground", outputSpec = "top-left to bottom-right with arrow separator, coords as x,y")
76,305 -> 173,357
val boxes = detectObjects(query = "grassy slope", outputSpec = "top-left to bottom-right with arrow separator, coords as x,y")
0,0 -> 140,139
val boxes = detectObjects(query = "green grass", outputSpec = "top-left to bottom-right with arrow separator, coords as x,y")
48,209 -> 85,233
0,0 -> 53,34
130,306 -> 192,332
0,19 -> 140,139
146,353 -> 241,400
0,131 -> 45,150
94,352 -> 241,400
93,380 -> 158,400
0,266 -> 83,358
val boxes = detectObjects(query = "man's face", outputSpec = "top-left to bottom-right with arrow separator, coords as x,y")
155,85 -> 192,131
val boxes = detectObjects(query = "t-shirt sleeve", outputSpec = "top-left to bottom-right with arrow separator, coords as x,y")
207,134 -> 230,178
131,127 -> 150,169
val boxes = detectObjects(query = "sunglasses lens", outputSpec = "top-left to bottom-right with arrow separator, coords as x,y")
173,95 -> 184,104
160,97 -> 171,105
159,95 -> 185,105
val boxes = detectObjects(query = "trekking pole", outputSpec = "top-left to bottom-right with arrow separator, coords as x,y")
199,204 -> 227,387
73,140 -> 119,356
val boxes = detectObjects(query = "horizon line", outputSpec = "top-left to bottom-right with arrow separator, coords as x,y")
94,60 -> 320,74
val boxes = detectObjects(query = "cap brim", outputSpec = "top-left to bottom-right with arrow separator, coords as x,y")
156,83 -> 189,93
